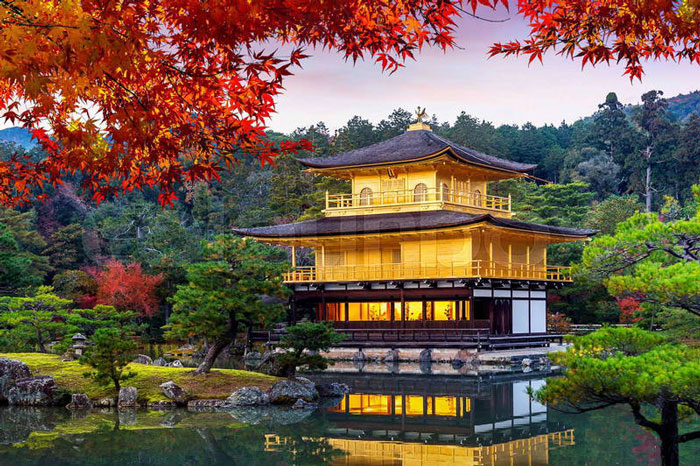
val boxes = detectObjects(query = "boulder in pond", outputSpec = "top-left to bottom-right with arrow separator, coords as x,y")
295,376 -> 315,387
160,381 -> 189,405
268,406 -> 315,425
66,393 -> 91,410
186,399 -> 230,412
228,406 -> 273,425
419,348 -> 433,364
93,397 -> 116,407
244,351 -> 264,369
160,411 -> 184,427
382,349 -> 400,363
118,408 -> 138,426
7,376 -> 69,407
0,358 -> 32,401
152,357 -> 168,367
352,349 -> 367,364
0,406 -> 62,444
148,400 -> 177,410
227,387 -> 270,407
267,380 -> 319,405
316,382 -> 350,398
292,398 -> 318,410
132,354 -> 152,365
118,386 -> 139,407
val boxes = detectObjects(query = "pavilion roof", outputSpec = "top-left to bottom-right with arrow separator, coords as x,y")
234,210 -> 596,240
296,129 -> 536,173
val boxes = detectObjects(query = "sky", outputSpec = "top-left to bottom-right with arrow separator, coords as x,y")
267,9 -> 700,134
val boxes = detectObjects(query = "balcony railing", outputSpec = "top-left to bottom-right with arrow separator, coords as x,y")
284,260 -> 572,283
325,187 -> 511,213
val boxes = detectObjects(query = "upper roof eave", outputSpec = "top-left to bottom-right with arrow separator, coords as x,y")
295,129 -> 537,174
300,148 -> 536,176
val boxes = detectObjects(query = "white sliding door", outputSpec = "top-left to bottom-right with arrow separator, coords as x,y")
512,300 -> 530,334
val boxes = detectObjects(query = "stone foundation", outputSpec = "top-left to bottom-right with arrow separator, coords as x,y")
321,344 -> 567,365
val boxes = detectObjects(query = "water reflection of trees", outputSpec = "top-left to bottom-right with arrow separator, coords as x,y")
2,376 -> 697,465
0,408 -> 342,466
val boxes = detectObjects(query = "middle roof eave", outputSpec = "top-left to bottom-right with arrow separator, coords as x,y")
233,210 -> 597,240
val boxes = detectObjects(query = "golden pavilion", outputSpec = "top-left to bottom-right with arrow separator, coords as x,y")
237,113 -> 595,348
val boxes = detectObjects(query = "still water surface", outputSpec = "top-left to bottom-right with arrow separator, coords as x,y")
0,374 -> 698,465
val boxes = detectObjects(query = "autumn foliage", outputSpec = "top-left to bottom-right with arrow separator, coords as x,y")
547,311 -> 572,334
0,0 -> 467,206
3,1 -> 699,206
92,260 -> 163,318
490,0 -> 700,81
617,296 -> 643,324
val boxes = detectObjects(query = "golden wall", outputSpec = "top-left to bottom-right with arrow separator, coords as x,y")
313,231 -> 547,269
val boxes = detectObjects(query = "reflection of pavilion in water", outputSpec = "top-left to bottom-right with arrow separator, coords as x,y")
269,377 -> 575,465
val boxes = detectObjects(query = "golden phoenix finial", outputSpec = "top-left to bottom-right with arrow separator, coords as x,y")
415,106 -> 427,124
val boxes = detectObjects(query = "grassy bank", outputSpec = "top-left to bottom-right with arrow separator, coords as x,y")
1,353 -> 278,402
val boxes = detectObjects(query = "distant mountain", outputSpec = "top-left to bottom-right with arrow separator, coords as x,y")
665,91 -> 700,121
0,127 -> 35,149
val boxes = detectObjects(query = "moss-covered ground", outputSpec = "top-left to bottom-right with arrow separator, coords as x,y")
1,353 -> 278,402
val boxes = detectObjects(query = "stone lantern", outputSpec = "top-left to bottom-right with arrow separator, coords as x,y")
71,333 -> 88,356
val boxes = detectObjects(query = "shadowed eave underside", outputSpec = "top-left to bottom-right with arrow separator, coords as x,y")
234,210 -> 597,241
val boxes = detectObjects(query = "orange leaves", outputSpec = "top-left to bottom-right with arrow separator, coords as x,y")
0,0 -> 468,207
92,259 -> 163,318
489,0 -> 700,82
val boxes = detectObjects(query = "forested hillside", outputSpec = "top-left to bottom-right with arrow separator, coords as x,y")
0,127 -> 34,149
1,89 -> 698,334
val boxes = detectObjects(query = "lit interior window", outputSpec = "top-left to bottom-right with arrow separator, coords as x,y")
433,301 -> 456,320
405,302 -> 423,320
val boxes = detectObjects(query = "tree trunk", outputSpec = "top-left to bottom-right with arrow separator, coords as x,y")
643,145 -> 653,212
195,315 -> 238,375
194,340 -> 229,375
645,162 -> 653,212
36,329 -> 46,353
659,400 -> 679,466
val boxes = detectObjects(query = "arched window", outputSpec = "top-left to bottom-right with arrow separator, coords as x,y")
359,187 -> 373,206
413,183 -> 428,202
473,189 -> 482,206
441,183 -> 450,201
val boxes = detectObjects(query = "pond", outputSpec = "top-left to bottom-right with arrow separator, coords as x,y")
0,374 -> 698,465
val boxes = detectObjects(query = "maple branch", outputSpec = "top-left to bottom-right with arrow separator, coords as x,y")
0,0 -> 22,17
164,63 -> 225,79
3,20 -> 80,29
103,72 -> 148,110
454,5 -> 510,23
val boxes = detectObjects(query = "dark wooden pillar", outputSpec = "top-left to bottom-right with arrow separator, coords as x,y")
400,288 -> 406,327
422,300 -> 427,321
320,290 -> 326,322
501,300 -> 506,334
289,297 -> 296,325
344,301 -> 349,322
